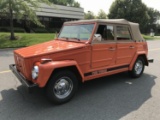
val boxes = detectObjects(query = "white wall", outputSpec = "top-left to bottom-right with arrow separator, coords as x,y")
36,3 -> 84,19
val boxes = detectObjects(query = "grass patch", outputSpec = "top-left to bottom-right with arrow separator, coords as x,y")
142,34 -> 160,40
0,33 -> 160,49
0,33 -> 55,48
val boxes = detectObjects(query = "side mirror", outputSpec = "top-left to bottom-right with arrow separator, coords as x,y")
93,34 -> 102,42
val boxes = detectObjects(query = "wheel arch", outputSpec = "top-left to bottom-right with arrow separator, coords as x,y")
129,53 -> 148,71
138,54 -> 148,66
37,60 -> 84,87
48,66 -> 83,84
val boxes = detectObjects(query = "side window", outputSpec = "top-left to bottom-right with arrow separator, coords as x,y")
94,25 -> 114,43
116,26 -> 132,41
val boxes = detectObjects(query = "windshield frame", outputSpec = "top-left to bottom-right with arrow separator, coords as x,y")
57,22 -> 96,43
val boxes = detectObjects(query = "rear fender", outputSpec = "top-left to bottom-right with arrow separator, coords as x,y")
36,60 -> 84,87
129,52 -> 148,71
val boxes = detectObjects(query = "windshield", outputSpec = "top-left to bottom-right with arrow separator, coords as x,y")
58,24 -> 94,41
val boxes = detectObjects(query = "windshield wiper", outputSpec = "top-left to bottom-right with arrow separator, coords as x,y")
70,37 -> 80,41
59,37 -> 80,41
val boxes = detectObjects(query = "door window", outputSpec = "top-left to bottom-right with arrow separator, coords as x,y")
93,25 -> 115,43
116,26 -> 132,41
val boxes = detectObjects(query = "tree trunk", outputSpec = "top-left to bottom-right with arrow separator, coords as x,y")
9,1 -> 16,40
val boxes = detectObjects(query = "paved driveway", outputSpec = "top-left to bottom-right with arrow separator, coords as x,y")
0,41 -> 160,120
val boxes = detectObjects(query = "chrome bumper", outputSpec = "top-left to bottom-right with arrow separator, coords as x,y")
9,64 -> 38,93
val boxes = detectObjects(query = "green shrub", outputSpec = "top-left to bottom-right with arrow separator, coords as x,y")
155,33 -> 160,36
0,27 -> 10,32
14,28 -> 25,33
32,28 -> 48,33
0,27 -> 25,33
47,28 -> 60,33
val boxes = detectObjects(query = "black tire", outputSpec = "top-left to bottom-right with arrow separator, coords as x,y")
129,57 -> 145,78
46,70 -> 78,104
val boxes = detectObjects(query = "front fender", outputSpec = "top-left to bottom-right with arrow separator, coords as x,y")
36,60 -> 84,87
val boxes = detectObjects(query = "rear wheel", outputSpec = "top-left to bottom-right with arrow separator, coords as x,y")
129,57 -> 145,78
46,70 -> 78,104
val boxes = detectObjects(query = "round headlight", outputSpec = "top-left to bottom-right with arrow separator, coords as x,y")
32,66 -> 39,80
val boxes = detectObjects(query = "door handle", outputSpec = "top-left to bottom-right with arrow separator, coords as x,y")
109,48 -> 116,51
129,46 -> 135,49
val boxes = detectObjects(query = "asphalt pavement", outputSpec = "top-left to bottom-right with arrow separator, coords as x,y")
0,41 -> 160,120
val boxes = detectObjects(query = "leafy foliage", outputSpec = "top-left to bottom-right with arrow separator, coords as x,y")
73,1 -> 80,7
0,0 -> 51,40
84,11 -> 95,19
0,0 -> 51,26
97,9 -> 107,19
48,0 -> 80,7
108,0 -> 150,33
147,8 -> 160,33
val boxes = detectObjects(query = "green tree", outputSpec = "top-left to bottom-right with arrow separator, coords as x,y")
73,1 -> 80,7
49,0 -> 72,6
97,9 -> 107,19
108,0 -> 150,33
49,0 -> 80,7
85,11 -> 95,19
0,0 -> 51,40
147,8 -> 160,33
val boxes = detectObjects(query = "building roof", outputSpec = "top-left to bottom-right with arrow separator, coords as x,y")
35,3 -> 84,19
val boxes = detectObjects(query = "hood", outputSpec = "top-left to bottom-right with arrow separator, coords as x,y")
14,40 -> 86,58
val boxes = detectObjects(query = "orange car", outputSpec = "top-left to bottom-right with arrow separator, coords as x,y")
10,19 -> 153,104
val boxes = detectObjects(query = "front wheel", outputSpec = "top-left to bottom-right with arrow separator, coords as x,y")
129,57 -> 145,78
46,70 -> 78,104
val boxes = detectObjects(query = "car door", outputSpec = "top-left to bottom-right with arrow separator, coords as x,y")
91,24 -> 116,68
115,25 -> 136,65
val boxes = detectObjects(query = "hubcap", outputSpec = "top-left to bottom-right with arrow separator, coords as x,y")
135,60 -> 143,75
53,77 -> 73,99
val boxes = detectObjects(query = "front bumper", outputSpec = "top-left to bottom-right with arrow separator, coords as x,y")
9,64 -> 38,93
